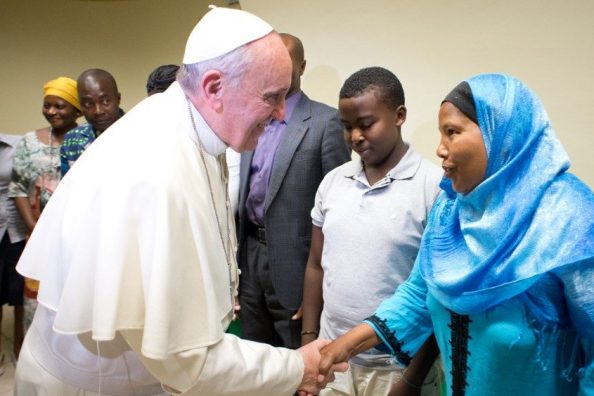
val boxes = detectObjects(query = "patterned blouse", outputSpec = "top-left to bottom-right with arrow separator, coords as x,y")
8,131 -> 61,210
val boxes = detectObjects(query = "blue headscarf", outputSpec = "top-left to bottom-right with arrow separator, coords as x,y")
420,74 -> 594,323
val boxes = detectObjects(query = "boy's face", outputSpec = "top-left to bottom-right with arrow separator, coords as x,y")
339,90 -> 406,168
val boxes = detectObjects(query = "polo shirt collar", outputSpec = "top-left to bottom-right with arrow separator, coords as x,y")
344,144 -> 422,185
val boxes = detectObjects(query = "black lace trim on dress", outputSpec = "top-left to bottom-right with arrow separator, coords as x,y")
448,310 -> 472,396
365,315 -> 411,365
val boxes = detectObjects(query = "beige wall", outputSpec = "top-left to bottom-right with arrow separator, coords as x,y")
242,0 -> 594,187
0,0 -> 233,132
1,0 -> 592,187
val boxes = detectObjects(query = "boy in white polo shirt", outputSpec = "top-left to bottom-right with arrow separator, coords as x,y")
301,67 -> 442,396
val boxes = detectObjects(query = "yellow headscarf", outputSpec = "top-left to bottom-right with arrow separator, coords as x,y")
43,77 -> 81,111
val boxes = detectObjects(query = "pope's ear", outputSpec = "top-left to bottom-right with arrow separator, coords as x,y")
200,70 -> 224,112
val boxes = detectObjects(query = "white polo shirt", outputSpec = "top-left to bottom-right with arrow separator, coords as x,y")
312,145 -> 442,368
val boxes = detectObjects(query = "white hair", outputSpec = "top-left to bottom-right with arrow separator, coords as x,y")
178,43 -> 254,96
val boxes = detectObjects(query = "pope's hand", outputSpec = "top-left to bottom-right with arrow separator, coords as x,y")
233,296 -> 241,320
297,339 -> 348,395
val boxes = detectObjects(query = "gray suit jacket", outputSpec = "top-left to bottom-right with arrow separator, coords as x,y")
238,92 -> 350,310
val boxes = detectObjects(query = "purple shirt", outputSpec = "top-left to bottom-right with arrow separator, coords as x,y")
246,91 -> 302,225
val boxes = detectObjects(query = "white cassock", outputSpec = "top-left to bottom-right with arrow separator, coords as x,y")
15,82 -> 304,395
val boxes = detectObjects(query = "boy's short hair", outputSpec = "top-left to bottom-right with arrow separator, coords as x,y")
339,66 -> 405,109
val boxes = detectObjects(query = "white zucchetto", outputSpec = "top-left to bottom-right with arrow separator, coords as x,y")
183,5 -> 273,64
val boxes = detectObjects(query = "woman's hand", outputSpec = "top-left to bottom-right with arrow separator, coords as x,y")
317,323 -> 379,383
318,338 -> 351,382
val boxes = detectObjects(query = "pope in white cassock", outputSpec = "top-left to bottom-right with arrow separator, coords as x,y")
14,6 -> 344,396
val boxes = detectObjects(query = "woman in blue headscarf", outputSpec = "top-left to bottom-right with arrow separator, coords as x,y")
316,74 -> 594,396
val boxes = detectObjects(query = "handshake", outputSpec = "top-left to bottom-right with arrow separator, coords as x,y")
295,338 -> 350,396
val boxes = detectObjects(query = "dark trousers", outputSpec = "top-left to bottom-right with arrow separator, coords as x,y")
239,234 -> 302,349
0,233 -> 25,306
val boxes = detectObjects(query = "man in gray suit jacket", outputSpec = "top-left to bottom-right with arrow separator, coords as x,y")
238,33 -> 350,349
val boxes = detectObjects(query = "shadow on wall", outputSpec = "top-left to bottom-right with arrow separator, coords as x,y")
303,65 -> 342,108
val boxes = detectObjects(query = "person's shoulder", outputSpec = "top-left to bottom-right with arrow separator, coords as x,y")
300,94 -> 344,140
407,147 -> 442,177
67,123 -> 92,135
0,133 -> 23,146
64,123 -> 93,140
324,158 -> 358,181
21,131 -> 39,143
304,95 -> 338,115
9,131 -> 39,154
419,157 -> 443,180
402,146 -> 442,199
316,159 -> 359,199
418,159 -> 443,197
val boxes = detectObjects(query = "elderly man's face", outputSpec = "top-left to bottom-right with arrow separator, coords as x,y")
220,34 -> 292,151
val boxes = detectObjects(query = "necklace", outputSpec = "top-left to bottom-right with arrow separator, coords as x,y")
47,128 -> 59,168
185,98 -> 237,312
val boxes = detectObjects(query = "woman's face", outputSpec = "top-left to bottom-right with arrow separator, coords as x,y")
437,102 -> 487,194
42,95 -> 80,131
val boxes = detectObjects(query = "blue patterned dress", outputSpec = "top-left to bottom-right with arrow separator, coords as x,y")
364,74 -> 594,395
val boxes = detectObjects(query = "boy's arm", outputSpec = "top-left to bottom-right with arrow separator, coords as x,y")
301,225 -> 325,345
388,335 -> 439,396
